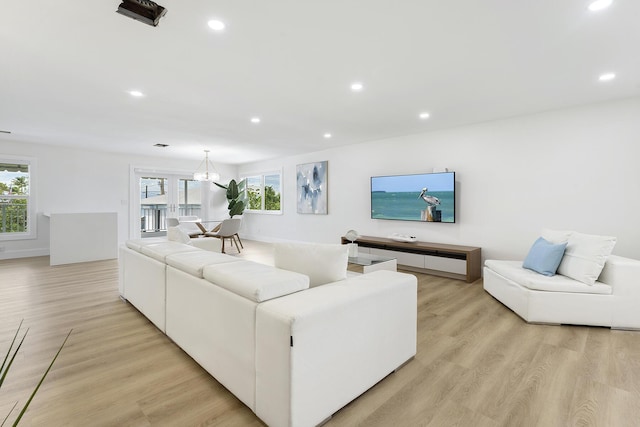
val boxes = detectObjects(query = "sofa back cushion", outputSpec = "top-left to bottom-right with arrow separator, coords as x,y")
166,250 -> 241,278
140,241 -> 202,262
167,226 -> 192,244
125,237 -> 168,252
203,261 -> 309,302
541,229 -> 573,244
274,242 -> 348,287
557,232 -> 616,285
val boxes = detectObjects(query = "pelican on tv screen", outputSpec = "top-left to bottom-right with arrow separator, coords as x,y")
371,172 -> 455,223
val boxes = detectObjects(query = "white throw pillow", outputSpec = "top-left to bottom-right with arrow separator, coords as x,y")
167,226 -> 192,244
556,232 -> 616,285
274,242 -> 348,287
541,229 -> 573,244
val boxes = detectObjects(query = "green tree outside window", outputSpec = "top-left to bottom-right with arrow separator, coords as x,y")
1,172 -> 30,234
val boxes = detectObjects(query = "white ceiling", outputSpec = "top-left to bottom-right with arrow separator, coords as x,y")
1,0 -> 639,165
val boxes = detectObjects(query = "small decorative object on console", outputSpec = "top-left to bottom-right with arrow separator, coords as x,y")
389,233 -> 417,243
345,229 -> 359,257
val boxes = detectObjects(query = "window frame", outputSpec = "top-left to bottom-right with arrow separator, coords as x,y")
0,155 -> 37,241
242,170 -> 282,215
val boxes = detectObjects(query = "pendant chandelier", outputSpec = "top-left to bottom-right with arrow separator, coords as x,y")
193,150 -> 220,182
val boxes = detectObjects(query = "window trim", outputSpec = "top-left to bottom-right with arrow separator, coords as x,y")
241,170 -> 282,215
0,155 -> 37,241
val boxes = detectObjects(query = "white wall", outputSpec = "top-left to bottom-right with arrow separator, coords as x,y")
0,142 -> 236,259
239,97 -> 640,261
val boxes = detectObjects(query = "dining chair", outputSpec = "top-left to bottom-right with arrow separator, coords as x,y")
205,218 -> 242,253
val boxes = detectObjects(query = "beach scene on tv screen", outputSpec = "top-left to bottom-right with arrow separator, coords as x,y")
371,172 -> 455,222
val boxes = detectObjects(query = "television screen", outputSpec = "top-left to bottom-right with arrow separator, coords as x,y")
371,172 -> 455,223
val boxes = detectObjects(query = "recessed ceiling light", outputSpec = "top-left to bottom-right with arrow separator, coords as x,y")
350,82 -> 364,92
208,19 -> 225,31
599,72 -> 616,81
250,117 -> 261,124
419,112 -> 430,120
129,90 -> 144,97
588,0 -> 613,11
323,133 -> 332,139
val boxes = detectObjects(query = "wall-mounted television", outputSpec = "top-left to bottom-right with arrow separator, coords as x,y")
371,172 -> 455,223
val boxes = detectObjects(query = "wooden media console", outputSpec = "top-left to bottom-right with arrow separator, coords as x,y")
341,235 -> 482,283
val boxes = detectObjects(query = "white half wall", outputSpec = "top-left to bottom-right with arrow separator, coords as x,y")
0,142 -> 237,260
238,97 -> 640,261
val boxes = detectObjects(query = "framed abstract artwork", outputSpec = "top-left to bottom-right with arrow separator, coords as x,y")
296,161 -> 328,214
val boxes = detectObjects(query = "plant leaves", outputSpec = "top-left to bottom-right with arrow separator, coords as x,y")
12,329 -> 73,426
0,328 -> 28,389
227,180 -> 239,200
0,320 -> 23,382
212,182 -> 227,190
229,200 -> 245,217
1,401 -> 17,427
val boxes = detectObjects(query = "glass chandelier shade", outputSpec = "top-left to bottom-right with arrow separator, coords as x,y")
193,150 -> 221,182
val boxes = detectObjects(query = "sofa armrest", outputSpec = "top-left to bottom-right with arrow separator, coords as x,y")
255,270 -> 417,427
599,255 -> 640,329
598,255 -> 640,296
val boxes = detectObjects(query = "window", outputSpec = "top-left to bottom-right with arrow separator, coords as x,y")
0,156 -> 36,240
132,166 -> 204,238
139,176 -> 202,234
243,171 -> 282,213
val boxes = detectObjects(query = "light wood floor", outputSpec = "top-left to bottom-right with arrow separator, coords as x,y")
2,241 -> 640,426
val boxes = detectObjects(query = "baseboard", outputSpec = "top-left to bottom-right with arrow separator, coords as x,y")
0,247 -> 49,260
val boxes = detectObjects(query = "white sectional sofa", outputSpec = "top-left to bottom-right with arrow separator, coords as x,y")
119,239 -> 417,427
484,230 -> 640,329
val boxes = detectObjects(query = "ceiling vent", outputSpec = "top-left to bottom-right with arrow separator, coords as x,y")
116,0 -> 167,27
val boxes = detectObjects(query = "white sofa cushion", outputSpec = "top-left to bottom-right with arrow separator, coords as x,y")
485,260 -> 612,295
557,232 -> 616,286
190,237 -> 223,252
203,261 -> 309,302
140,241 -> 202,262
167,226 -> 192,244
125,237 -> 167,252
273,242 -> 348,287
166,251 -> 241,278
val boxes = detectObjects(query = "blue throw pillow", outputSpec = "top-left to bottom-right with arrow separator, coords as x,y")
523,237 -> 568,276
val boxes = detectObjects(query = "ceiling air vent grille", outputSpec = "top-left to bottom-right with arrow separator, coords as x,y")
116,0 -> 167,27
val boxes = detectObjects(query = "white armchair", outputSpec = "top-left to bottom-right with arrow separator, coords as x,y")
484,230 -> 640,329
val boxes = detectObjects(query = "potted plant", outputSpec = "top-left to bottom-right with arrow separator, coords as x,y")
214,179 -> 246,218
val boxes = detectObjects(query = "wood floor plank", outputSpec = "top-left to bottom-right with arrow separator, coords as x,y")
356,358 -> 470,426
